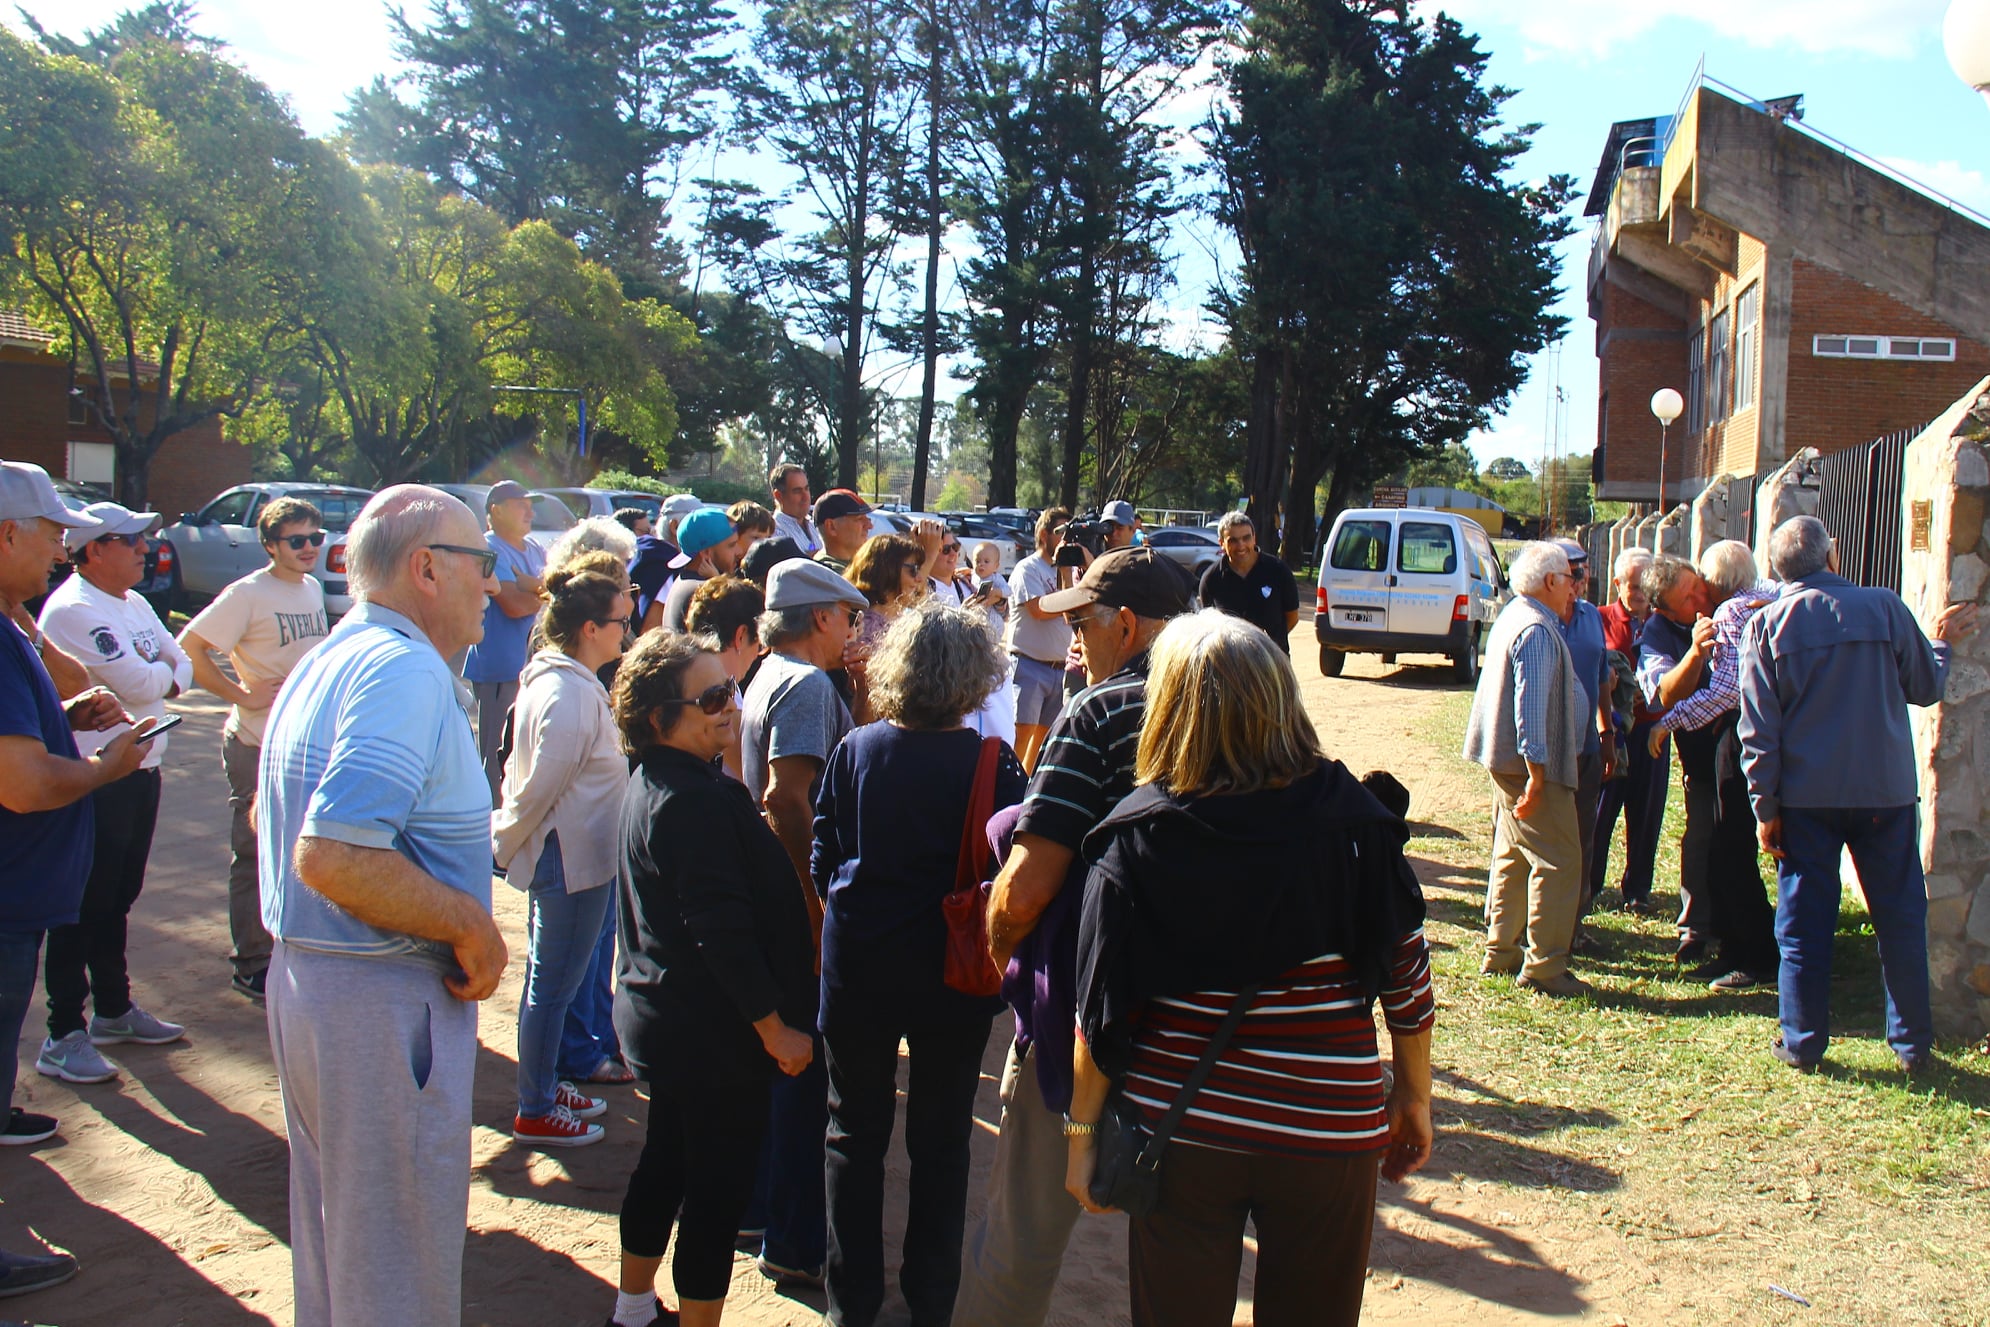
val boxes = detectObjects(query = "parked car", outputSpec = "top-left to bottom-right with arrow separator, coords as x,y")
540,487 -> 664,524
429,483 -> 578,553
1314,507 -> 1509,683
34,479 -> 178,620
158,483 -> 375,618
1144,525 -> 1222,581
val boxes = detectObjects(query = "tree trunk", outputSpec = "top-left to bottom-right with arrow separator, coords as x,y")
1058,295 -> 1092,511
1241,341 -> 1284,531
910,18 -> 944,512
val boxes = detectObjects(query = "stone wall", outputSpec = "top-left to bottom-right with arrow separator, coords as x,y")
1898,376 -> 1990,1040
1752,448 -> 1820,572
1690,476 -> 1736,558
1655,503 -> 1689,556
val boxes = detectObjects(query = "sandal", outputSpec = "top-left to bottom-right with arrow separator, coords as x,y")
583,1056 -> 637,1085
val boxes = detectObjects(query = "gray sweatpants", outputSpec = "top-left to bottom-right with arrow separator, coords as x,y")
472,679 -> 518,803
953,1041 -> 1085,1327
268,941 -> 478,1327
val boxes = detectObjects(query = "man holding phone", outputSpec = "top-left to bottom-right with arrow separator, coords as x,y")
35,501 -> 191,1085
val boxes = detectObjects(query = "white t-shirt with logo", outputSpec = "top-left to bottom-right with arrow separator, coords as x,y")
184,567 -> 330,746
39,575 -> 193,768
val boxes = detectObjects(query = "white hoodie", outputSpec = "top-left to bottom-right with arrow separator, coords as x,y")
491,650 -> 626,892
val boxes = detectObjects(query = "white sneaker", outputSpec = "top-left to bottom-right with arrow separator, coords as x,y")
88,1004 -> 185,1046
36,1030 -> 120,1084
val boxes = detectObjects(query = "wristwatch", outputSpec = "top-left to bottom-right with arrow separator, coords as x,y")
1062,1114 -> 1097,1138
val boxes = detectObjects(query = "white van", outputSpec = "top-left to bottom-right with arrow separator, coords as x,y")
1314,508 -> 1510,683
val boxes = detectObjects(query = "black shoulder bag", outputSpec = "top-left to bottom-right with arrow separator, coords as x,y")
1088,984 -> 1261,1219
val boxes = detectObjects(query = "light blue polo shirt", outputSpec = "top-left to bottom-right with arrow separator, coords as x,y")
462,532 -> 544,685
258,600 -> 492,969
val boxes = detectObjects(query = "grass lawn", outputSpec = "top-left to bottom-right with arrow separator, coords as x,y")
1403,687 -> 1990,1325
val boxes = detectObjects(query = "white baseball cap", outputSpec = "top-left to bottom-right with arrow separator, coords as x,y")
660,494 -> 703,521
65,501 -> 162,551
0,462 -> 97,528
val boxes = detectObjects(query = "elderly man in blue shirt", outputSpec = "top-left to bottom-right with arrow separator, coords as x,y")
1550,539 -> 1618,922
1739,515 -> 1975,1074
258,485 -> 511,1326
1464,542 -> 1588,996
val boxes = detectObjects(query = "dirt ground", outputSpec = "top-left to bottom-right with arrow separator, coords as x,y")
5,644 -> 1732,1327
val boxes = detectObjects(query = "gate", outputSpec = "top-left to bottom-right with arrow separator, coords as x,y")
1810,423 -> 1920,593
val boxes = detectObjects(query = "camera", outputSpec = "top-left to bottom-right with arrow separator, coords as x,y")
1055,514 -> 1107,568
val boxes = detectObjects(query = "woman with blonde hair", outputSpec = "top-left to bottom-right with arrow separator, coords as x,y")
810,599 -> 1026,1327
1063,610 -> 1435,1327
493,564 -> 636,1146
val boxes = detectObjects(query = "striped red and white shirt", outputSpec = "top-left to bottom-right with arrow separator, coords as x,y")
1120,931 -> 1435,1157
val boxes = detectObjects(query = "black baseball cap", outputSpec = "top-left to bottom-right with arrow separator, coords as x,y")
1038,546 -> 1194,619
740,534 -> 804,585
812,489 -> 871,524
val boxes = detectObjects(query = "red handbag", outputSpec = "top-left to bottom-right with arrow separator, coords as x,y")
941,737 -> 1005,997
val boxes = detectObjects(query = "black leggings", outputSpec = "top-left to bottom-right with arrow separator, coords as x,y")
45,769 -> 161,1037
620,1062 -> 772,1301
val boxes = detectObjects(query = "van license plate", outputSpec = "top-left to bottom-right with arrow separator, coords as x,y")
1340,609 -> 1375,625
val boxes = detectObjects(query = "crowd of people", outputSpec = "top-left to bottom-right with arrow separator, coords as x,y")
1466,522 -> 1971,1074
7,448 -> 1960,1323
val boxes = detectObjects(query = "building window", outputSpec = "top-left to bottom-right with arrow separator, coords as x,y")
66,391 -> 89,428
1686,330 -> 1705,435
1734,286 -> 1759,412
1707,309 -> 1730,425
1812,334 -> 1957,361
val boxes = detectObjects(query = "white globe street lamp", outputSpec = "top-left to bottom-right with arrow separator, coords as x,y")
1650,387 -> 1684,514
1947,1 -> 1990,107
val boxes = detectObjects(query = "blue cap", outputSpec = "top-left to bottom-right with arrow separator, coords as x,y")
668,507 -> 734,567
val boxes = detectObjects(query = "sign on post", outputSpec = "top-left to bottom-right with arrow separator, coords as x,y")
1371,485 -> 1408,509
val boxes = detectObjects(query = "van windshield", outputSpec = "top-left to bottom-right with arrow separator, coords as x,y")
1330,520 -> 1391,572
1398,522 -> 1458,575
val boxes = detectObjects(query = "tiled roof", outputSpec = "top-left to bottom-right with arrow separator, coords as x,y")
0,310 -> 56,346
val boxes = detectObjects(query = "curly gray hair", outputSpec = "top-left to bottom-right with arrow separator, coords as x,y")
545,516 -> 637,576
867,598 -> 1006,730
1697,539 -> 1759,597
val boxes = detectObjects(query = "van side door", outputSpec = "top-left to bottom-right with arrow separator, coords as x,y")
1321,515 -> 1394,632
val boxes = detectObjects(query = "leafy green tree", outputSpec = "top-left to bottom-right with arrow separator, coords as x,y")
345,0 -> 737,295
0,19 -> 339,504
1405,441 -> 1486,492
1212,0 -> 1573,560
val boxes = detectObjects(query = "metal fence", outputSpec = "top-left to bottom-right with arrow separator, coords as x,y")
1811,423 -> 1921,593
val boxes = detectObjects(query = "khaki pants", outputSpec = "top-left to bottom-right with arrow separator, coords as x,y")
1485,770 -> 1582,982
952,1041 -> 1084,1327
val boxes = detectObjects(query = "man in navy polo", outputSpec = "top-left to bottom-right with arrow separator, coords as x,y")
0,462 -> 153,1298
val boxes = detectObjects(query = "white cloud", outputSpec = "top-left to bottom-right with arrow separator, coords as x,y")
1429,0 -> 1947,62
1876,156 -> 1990,218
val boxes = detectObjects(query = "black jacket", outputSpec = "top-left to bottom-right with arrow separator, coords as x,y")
614,745 -> 817,1081
1075,759 -> 1426,1079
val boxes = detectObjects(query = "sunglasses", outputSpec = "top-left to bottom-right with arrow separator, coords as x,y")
940,542 -> 961,554
901,561 -> 926,576
92,531 -> 146,548
426,543 -> 499,578
274,531 -> 327,550
845,606 -> 865,627
657,678 -> 739,715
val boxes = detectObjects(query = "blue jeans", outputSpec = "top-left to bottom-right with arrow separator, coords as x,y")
555,888 -> 621,1079
742,1037 -> 828,1272
0,929 -> 43,1115
515,834 -> 614,1117
1775,805 -> 1931,1063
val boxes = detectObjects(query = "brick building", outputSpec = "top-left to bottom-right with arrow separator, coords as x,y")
1586,82 -> 1990,517
0,310 -> 249,520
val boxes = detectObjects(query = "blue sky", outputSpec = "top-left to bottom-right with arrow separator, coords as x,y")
9,0 -> 1988,471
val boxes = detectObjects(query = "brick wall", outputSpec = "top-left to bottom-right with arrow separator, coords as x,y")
1594,281 -> 1688,498
0,353 -> 249,516
1784,260 -> 1990,459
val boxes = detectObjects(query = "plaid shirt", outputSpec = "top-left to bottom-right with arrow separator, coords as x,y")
1657,580 -> 1780,733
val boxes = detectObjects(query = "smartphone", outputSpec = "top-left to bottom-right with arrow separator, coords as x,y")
133,713 -> 185,744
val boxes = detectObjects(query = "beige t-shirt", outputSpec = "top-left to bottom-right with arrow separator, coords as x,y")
183,567 -> 330,746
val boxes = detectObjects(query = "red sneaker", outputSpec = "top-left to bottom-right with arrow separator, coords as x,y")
556,1081 -> 608,1119
513,1105 -> 605,1148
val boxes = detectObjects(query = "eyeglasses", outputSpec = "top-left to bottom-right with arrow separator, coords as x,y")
92,531 -> 145,548
657,678 -> 739,715
275,532 -> 327,550
845,606 -> 865,627
1064,608 -> 1117,631
426,543 -> 498,578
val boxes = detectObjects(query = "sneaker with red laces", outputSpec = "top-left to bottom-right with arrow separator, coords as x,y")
513,1104 -> 605,1148
556,1081 -> 607,1120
